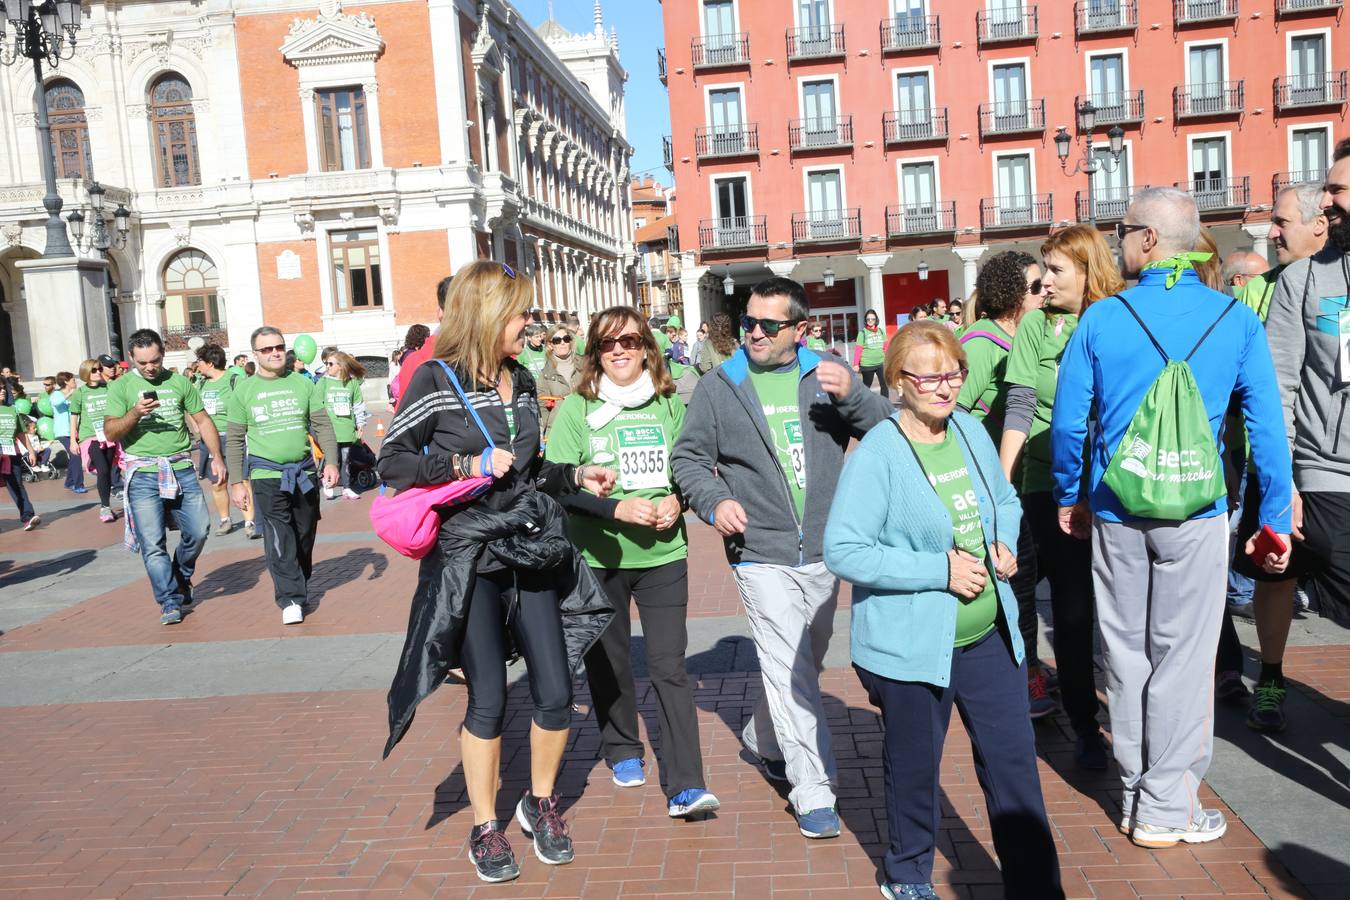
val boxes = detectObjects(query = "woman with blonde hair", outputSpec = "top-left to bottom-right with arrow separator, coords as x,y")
377,261 -> 617,883
69,358 -> 119,523
1194,227 -> 1224,291
999,224 -> 1122,769
320,351 -> 369,500
536,323 -> 581,443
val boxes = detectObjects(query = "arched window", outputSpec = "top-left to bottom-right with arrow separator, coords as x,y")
162,249 -> 222,334
46,79 -> 92,180
149,74 -> 201,188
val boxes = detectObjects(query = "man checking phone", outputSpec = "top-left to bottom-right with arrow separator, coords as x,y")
103,328 -> 224,626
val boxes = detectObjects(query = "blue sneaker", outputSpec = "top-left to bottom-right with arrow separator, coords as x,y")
667,789 -> 721,818
160,607 -> 183,626
611,758 -> 646,787
71,486 -> 88,494
881,884 -> 938,900
797,807 -> 840,839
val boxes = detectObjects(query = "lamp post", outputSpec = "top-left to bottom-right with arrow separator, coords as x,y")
0,1 -> 83,258
1055,100 -> 1124,228
66,181 -> 131,253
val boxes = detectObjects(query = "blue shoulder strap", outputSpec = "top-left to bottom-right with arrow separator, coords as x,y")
433,359 -> 495,452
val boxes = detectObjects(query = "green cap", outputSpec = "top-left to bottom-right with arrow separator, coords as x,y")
665,315 -> 682,329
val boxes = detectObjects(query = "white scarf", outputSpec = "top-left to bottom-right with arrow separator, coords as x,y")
586,370 -> 656,430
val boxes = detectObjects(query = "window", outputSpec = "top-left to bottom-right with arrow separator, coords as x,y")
892,0 -> 931,46
708,87 -> 745,153
713,176 -> 751,244
703,0 -> 737,61
46,79 -> 93,180
992,63 -> 1029,130
896,71 -> 933,134
149,74 -> 201,188
996,153 -> 1033,224
1290,34 -> 1328,104
1191,136 -> 1229,208
802,80 -> 838,145
162,250 -> 222,331
1187,44 -> 1224,111
317,87 -> 371,171
1085,0 -> 1126,30
900,161 -> 938,228
1291,127 -> 1328,182
1088,54 -> 1126,119
806,169 -> 845,238
330,230 -> 384,311
988,0 -> 1026,38
797,0 -> 832,53
1092,145 -> 1130,218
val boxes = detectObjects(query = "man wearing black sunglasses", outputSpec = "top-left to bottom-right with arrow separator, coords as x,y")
673,277 -> 891,841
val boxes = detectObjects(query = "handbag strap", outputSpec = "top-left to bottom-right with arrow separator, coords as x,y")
433,359 -> 495,452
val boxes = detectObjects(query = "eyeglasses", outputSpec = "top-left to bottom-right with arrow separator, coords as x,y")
1026,279 -> 1044,295
741,314 -> 801,337
254,343 -> 286,355
550,335 -> 573,345
900,368 -> 968,393
1115,222 -> 1149,241
598,334 -> 645,353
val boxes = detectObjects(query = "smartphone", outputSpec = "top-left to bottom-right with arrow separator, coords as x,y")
1247,525 -> 1288,567
141,390 -> 159,401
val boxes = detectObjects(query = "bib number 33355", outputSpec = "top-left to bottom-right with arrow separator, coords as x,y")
616,425 -> 668,492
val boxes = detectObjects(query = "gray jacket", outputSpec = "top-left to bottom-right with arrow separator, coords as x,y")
1265,244 -> 1350,492
672,346 -> 893,567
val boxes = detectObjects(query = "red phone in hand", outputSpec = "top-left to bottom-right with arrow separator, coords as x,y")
1248,526 -> 1288,567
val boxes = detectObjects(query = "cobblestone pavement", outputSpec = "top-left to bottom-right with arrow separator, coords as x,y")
1,466 -> 1347,899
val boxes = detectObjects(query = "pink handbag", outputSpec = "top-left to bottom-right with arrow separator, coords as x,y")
370,361 -> 495,560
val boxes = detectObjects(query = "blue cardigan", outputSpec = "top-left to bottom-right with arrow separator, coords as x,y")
824,410 -> 1025,687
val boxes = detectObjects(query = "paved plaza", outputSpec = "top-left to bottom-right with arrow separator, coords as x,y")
2,434 -> 1348,899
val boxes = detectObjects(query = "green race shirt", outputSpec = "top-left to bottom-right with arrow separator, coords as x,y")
199,373 -> 238,435
321,375 -> 363,444
956,319 -> 1014,442
1004,308 -> 1077,495
517,345 -> 548,378
806,336 -> 829,351
911,430 -> 998,647
0,403 -> 18,456
69,383 -> 112,442
545,391 -> 687,570
106,369 -> 204,472
856,328 -> 887,368
747,366 -> 806,519
1236,265 -> 1284,323
226,372 -> 324,479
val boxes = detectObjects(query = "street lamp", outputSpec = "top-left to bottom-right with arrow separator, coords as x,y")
66,181 -> 130,252
722,271 -> 735,296
917,258 -> 930,281
1056,98 -> 1125,228
0,0 -> 83,258
822,261 -> 835,288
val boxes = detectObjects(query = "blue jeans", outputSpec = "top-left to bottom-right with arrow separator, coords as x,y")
127,467 -> 210,611
58,436 -> 84,490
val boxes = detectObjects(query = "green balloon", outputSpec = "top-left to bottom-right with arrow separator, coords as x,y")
37,417 -> 55,440
293,334 -> 318,364
14,398 -> 31,415
36,394 -> 54,417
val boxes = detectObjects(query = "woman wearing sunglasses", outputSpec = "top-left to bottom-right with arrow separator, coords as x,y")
825,322 -> 1063,900
377,261 -> 618,884
1000,224 -> 1124,771
853,309 -> 890,398
537,324 -> 581,444
805,320 -> 829,352
544,306 -> 719,819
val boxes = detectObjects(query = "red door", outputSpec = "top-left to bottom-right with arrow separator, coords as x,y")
881,271 -> 950,329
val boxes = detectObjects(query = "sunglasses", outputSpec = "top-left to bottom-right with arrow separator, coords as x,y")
254,343 -> 286,355
1115,222 -> 1149,241
1027,279 -> 1044,295
741,314 -> 801,337
901,368 -> 968,393
501,263 -> 516,279
550,335 -> 573,344
598,334 -> 645,353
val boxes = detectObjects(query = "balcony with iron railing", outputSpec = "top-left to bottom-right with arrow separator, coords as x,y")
791,209 -> 863,244
1272,170 -> 1324,198
978,99 -> 1046,137
698,216 -> 768,251
694,125 -> 759,160
1075,184 -> 1147,223
1274,71 -> 1348,110
787,25 -> 845,60
980,194 -> 1054,230
789,116 -> 854,152
662,135 -> 674,172
886,202 -> 957,237
1174,81 -> 1244,118
1277,0 -> 1343,14
1075,0 -> 1138,34
1174,0 -> 1240,25
883,107 -> 949,144
1076,91 -> 1145,127
691,33 -> 750,69
1175,176 -> 1251,212
880,15 -> 940,52
977,7 -> 1038,44
657,47 -> 667,85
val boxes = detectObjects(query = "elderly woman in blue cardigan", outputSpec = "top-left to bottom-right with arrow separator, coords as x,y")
824,322 -> 1063,900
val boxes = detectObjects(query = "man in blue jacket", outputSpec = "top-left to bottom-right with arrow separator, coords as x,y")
1050,188 -> 1292,849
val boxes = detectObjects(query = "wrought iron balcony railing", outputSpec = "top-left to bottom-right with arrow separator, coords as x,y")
698,216 -> 768,250
980,193 -> 1054,230
977,7 -> 1038,44
662,135 -> 674,172
1271,170 -> 1324,199
791,209 -> 863,244
886,202 -> 957,236
1075,184 -> 1147,223
789,116 -> 854,151
787,25 -> 845,59
1174,0 -> 1239,25
694,125 -> 759,159
1174,82 -> 1244,118
978,99 -> 1046,136
1077,90 -> 1145,127
1175,176 -> 1251,212
657,48 -> 667,85
1276,0 -> 1343,13
1075,0 -> 1138,34
883,107 -> 949,144
691,33 -> 750,69
881,15 -> 940,52
1274,72 -> 1348,110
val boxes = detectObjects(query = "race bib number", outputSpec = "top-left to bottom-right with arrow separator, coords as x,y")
616,425 -> 669,492
95,421 -> 107,443
785,419 -> 806,488
204,395 -> 221,416
0,438 -> 13,456
1340,308 -> 1350,384
332,396 -> 352,417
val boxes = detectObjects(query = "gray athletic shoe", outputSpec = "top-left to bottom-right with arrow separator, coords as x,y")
1131,809 -> 1227,848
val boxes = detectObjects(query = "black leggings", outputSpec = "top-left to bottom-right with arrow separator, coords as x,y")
461,569 -> 572,740
859,365 -> 890,399
87,442 -> 115,508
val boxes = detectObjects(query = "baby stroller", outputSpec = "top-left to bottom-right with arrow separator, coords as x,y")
347,440 -> 379,490
18,442 -> 67,484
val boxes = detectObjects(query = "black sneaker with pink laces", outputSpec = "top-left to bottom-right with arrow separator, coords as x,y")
514,790 -> 575,865
468,820 -> 519,883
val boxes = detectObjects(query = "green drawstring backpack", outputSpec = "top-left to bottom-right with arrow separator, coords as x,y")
1102,295 -> 1239,520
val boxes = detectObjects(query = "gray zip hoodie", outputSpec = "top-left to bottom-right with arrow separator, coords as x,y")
1264,243 -> 1350,493
671,346 -> 893,567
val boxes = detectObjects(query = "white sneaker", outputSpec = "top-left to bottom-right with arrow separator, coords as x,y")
281,603 -> 304,625
323,487 -> 337,500
23,515 -> 40,531
1131,809 -> 1227,848
342,488 -> 360,500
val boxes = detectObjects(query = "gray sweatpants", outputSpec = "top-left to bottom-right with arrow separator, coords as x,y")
732,561 -> 839,814
1091,514 -> 1227,829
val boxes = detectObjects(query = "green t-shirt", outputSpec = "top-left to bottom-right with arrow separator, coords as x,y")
747,366 -> 806,519
199,373 -> 238,434
806,336 -> 829,351
226,372 -> 324,479
106,369 -> 204,472
911,430 -> 998,647
1004,308 -> 1077,495
321,375 -> 363,444
956,319 -> 1014,442
69,383 -> 112,442
654,330 -> 672,353
855,328 -> 887,368
1236,265 -> 1284,323
517,345 -> 547,378
545,391 -> 687,570
0,403 -> 19,456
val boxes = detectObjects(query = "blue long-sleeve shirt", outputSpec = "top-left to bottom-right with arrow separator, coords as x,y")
1050,268 -> 1292,532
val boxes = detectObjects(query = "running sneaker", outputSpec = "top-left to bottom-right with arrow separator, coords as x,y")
758,756 -> 789,783
23,515 -> 40,531
667,789 -> 721,818
797,807 -> 840,839
1246,679 -> 1288,733
611,758 -> 646,787
881,884 -> 939,900
160,607 -> 183,626
1131,809 -> 1227,848
99,506 -> 116,523
214,519 -> 233,536
282,603 -> 304,625
1027,668 -> 1058,719
71,485 -> 88,494
1226,600 -> 1256,621
515,790 -> 574,865
244,521 -> 259,540
323,487 -> 337,501
468,821 -> 519,883
1215,670 -> 1250,704
342,488 -> 360,500
1075,732 -> 1109,771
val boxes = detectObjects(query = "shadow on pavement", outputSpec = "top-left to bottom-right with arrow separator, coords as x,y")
1269,842 -> 1350,899
306,547 -> 389,609
0,549 -> 98,588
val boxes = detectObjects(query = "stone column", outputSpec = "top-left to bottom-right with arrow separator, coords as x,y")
1243,222 -> 1272,265
859,253 -> 894,325
17,256 -> 112,376
679,263 -> 709,337
952,246 -> 989,299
